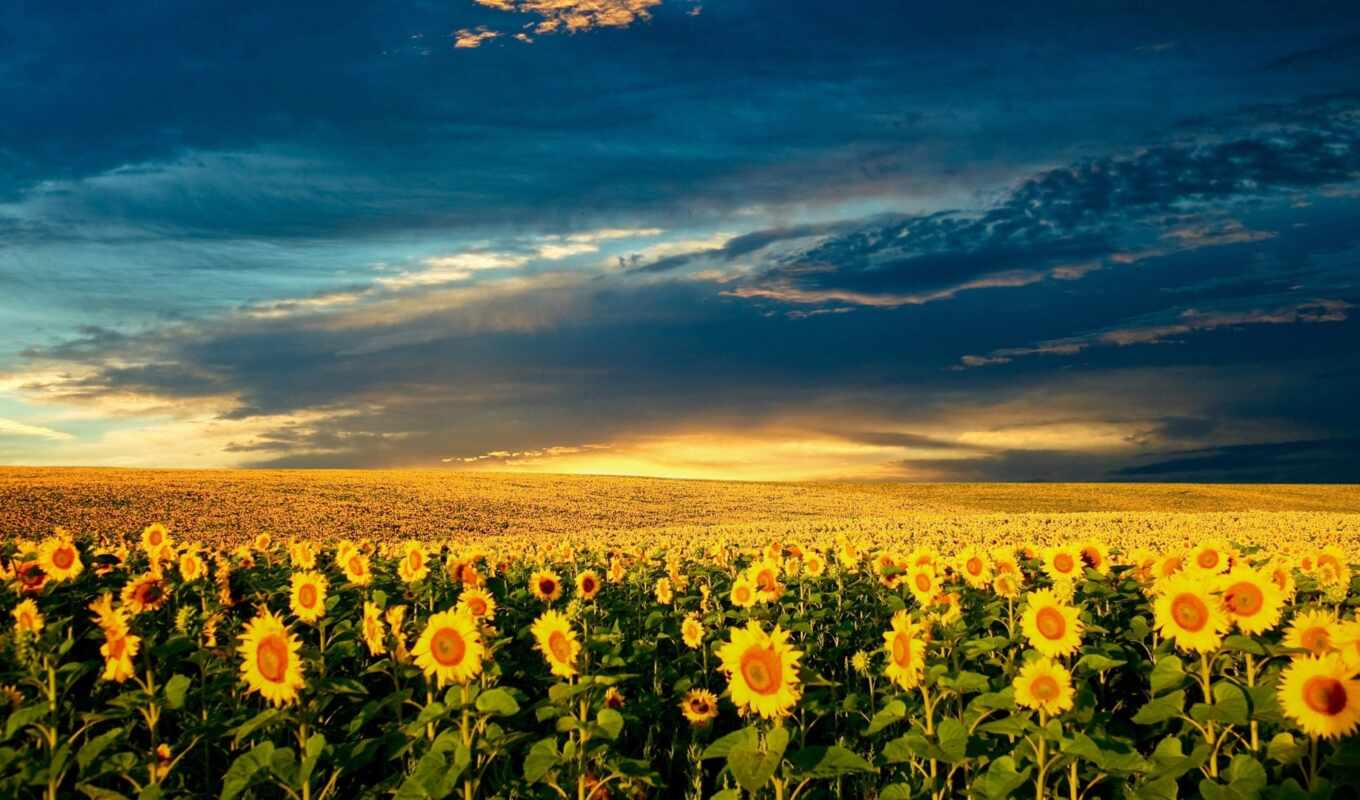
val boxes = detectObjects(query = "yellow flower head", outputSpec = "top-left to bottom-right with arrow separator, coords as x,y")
906,565 -> 939,607
1285,609 -> 1340,657
716,621 -> 802,719
1217,567 -> 1284,636
100,628 -> 141,683
681,614 -> 704,650
729,576 -> 757,609
1154,574 -> 1229,653
252,532 -> 273,553
531,609 -> 581,679
398,542 -> 430,584
993,573 -> 1022,599
1278,653 -> 1360,739
140,524 -> 172,556
1187,540 -> 1231,576
237,609 -> 305,706
288,540 -> 317,569
1013,657 -> 1075,715
361,602 -> 387,656
747,559 -> 783,603
342,551 -> 372,586
1042,546 -> 1083,581
12,599 -> 44,635
38,535 -> 83,582
289,571 -> 328,624
1020,589 -> 1083,658
122,573 -> 170,615
530,569 -> 563,603
413,609 -> 485,687
957,547 -> 991,588
655,577 -> 674,605
803,552 -> 826,577
178,550 -> 206,583
457,587 -> 497,621
576,570 -> 601,601
607,556 -> 626,583
88,592 -> 124,634
1078,541 -> 1110,575
680,688 -> 719,726
882,611 -> 925,690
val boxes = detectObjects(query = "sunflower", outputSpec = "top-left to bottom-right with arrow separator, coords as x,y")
1278,654 -> 1360,739
88,592 -> 123,633
100,628 -> 141,683
1041,546 -> 1082,581
804,552 -> 826,577
386,605 -> 409,657
140,523 -> 172,555
531,610 -> 581,679
288,540 -> 317,569
122,573 -> 170,615
1154,574 -> 1229,653
957,547 -> 991,588
1078,541 -> 1110,575
1187,540 -> 1231,576
992,550 -> 1021,577
730,576 -> 757,609
413,609 -> 484,686
342,551 -> 372,586
530,569 -> 563,603
237,609 -> 305,706
178,550 -> 206,582
576,570 -> 601,601
12,599 -> 43,635
680,688 -> 720,726
1013,657 -> 1075,715
37,535 -> 82,582
362,602 -> 387,656
457,587 -> 497,621
716,620 -> 802,719
1265,558 -> 1297,599
1020,589 -> 1083,658
882,611 -> 925,690
1336,619 -> 1360,672
681,614 -> 704,649
906,565 -> 939,607
1217,567 -> 1284,635
993,573 -> 1021,599
748,560 -> 783,603
397,542 -> 430,584
1154,553 -> 1185,581
1285,609 -> 1340,656
289,571 -> 328,624
655,577 -> 674,605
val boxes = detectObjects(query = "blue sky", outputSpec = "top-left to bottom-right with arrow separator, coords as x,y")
1,0 -> 1359,480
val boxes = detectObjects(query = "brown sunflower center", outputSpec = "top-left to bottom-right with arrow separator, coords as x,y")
1301,627 -> 1331,654
52,547 -> 75,569
582,576 -> 597,594
1197,550 -> 1220,570
409,551 -> 423,570
548,630 -> 574,664
966,557 -> 983,576
891,632 -> 912,667
256,634 -> 289,683
1171,593 -> 1208,632
914,573 -> 932,592
431,627 -> 466,666
1053,553 -> 1075,573
137,581 -> 164,605
298,584 -> 318,608
1303,676 -> 1347,716
466,596 -> 487,615
1081,549 -> 1101,569
1036,606 -> 1066,640
739,645 -> 781,696
1030,675 -> 1060,701
539,578 -> 557,596
1223,582 -> 1262,615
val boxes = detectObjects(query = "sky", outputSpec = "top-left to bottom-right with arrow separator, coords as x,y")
1,0 -> 1359,481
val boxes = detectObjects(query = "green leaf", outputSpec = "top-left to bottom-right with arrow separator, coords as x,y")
474,688 -> 520,717
1222,635 -> 1266,656
1226,754 -> 1267,796
163,674 -> 191,710
76,785 -> 131,800
523,737 -> 560,784
977,715 -> 1036,737
708,791 -> 741,800
936,718 -> 968,763
726,726 -> 788,793
1150,656 -> 1187,695
4,704 -> 47,741
1075,653 -> 1127,672
1134,690 -> 1185,725
299,733 -> 326,788
882,730 -> 935,763
972,756 -> 1032,800
865,700 -> 905,736
596,708 -> 624,741
77,727 -> 125,776
786,745 -> 875,778
231,708 -> 281,747
1062,733 -> 1149,774
879,784 -> 912,800
1267,732 -> 1304,766
701,727 -> 758,761
221,742 -> 275,800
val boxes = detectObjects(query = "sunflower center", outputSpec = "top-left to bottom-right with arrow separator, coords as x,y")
256,634 -> 289,683
582,577 -> 596,594
299,584 -> 318,608
548,630 -> 574,664
1171,593 -> 1208,631
914,573 -> 932,592
1223,582 -> 1262,615
52,547 -> 75,569
1053,553 -> 1074,573
1030,675 -> 1060,701
734,586 -> 751,603
1301,627 -> 1331,654
966,557 -> 983,575
540,579 -> 557,596
139,581 -> 164,605
1197,550 -> 1219,570
739,646 -> 782,696
891,632 -> 912,667
409,551 -> 423,570
1303,676 -> 1347,716
466,596 -> 487,615
431,627 -> 466,666
690,697 -> 710,713
149,530 -> 163,545
1081,549 -> 1101,569
1036,607 -> 1066,640
348,555 -> 365,575
757,570 -> 776,591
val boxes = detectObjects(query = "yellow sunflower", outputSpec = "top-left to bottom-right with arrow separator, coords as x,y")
729,576 -> 757,609
178,550 -> 206,582
576,570 -> 601,601
531,609 -> 581,679
1042,546 -> 1083,581
1278,654 -> 1360,739
288,540 -> 317,569
289,571 -> 328,624
1154,574 -> 1229,653
100,628 -> 140,683
906,565 -> 939,607
803,552 -> 826,577
1265,559 -> 1297,600
747,560 -> 783,603
1285,609 -> 1340,656
362,601 -> 387,656
607,556 -> 626,583
342,551 -> 372,586
37,535 -> 83,582
993,573 -> 1021,599
1013,657 -> 1075,715
140,523 -> 172,555
529,569 -> 563,603
237,609 -> 305,706
1154,553 -> 1185,582
1336,619 -> 1360,672
681,614 -> 704,650
88,592 -> 124,633
12,599 -> 43,635
1020,588 -> 1083,658
655,577 -> 674,605
397,542 -> 430,584
680,688 -> 720,726
1078,541 -> 1110,575
882,611 -> 925,690
957,547 -> 991,588
457,587 -> 497,621
413,610 -> 484,686
1217,567 -> 1284,635
716,620 -> 802,719
1187,540 -> 1231,576
122,573 -> 170,615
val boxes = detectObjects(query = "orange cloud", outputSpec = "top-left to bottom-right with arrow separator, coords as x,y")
456,0 -> 664,48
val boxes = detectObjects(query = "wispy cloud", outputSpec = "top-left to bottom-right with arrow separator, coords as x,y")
0,418 -> 73,442
455,0 -> 664,48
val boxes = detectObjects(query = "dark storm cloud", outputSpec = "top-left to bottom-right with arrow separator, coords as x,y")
1117,438 -> 1360,482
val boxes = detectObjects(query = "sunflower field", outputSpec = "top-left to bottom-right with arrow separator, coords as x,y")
2,525 -> 1359,800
